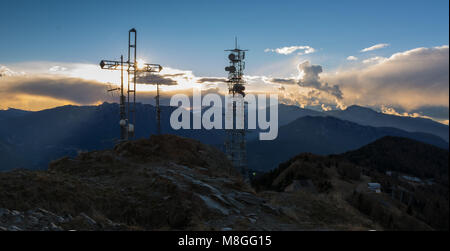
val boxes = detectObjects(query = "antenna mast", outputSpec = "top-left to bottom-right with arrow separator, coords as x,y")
225,38 -> 248,178
156,82 -> 161,135
127,29 -> 137,139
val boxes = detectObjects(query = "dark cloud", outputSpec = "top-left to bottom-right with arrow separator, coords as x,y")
1,76 -> 108,104
136,73 -> 178,86
162,73 -> 186,78
196,77 -> 228,83
268,78 -> 297,85
266,62 -> 343,100
297,61 -> 343,99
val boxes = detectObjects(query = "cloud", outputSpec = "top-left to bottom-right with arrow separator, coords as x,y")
161,73 -> 186,78
0,75 -> 109,104
325,45 -> 449,111
136,73 -> 179,86
265,61 -> 343,100
346,56 -> 358,61
264,46 -> 316,55
270,46 -> 449,123
267,78 -> 297,85
362,56 -> 387,64
380,105 -> 433,120
321,104 -> 332,111
0,66 -> 24,77
360,43 -> 389,52
297,61 -> 343,99
196,77 -> 228,83
49,66 -> 68,72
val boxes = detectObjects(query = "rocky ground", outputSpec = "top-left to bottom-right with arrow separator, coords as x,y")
0,134 -> 380,231
0,207 -> 128,231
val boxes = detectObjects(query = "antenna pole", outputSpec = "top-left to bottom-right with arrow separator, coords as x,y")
120,55 -> 127,141
156,83 -> 161,135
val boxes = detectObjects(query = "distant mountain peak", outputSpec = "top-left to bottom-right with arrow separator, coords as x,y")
344,105 -> 377,113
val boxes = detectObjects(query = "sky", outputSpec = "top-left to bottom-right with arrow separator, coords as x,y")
0,0 -> 449,123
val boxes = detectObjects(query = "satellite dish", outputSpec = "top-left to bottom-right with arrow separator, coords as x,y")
225,66 -> 236,72
228,53 -> 236,61
119,119 -> 126,127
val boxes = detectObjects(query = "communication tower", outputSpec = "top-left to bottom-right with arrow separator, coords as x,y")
225,38 -> 248,178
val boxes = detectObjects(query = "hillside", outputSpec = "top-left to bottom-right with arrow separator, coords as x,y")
248,116 -> 448,172
0,134 -> 385,231
252,136 -> 449,230
340,136 -> 449,185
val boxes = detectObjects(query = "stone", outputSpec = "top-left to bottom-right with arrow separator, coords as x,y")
8,225 -> 22,231
27,216 -> 39,225
262,203 -> 280,215
10,210 -> 21,216
0,208 -> 10,217
79,213 -> 97,226
235,193 -> 265,205
55,216 -> 66,223
50,222 -> 63,231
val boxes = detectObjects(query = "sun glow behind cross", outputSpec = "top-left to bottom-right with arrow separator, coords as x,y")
136,58 -> 146,70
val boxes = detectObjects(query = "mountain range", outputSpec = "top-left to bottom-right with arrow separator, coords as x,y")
325,105 -> 449,142
0,102 -> 448,171
247,115 -> 448,171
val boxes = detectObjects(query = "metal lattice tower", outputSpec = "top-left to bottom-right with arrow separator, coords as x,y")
225,38 -> 248,178
100,28 -> 162,141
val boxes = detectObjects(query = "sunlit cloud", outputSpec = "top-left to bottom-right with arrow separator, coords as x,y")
380,105 -> 433,120
346,56 -> 358,61
0,66 -> 25,77
264,45 -> 316,55
325,45 -> 449,112
360,43 -> 390,52
362,56 -> 387,64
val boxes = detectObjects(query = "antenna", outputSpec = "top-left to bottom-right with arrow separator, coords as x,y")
156,82 -> 161,135
225,38 -> 249,179
99,28 -> 163,141
127,28 -> 137,139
